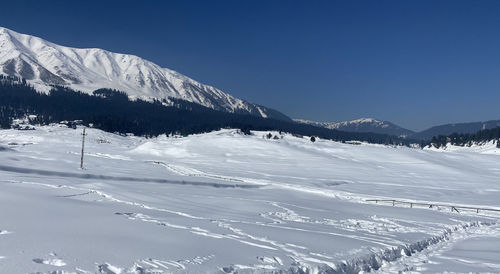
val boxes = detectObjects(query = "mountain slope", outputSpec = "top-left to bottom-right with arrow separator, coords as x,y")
411,120 -> 500,140
0,27 -> 289,120
294,118 -> 415,137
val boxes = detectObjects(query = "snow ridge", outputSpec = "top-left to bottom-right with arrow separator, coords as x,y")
295,118 -> 390,130
0,26 -> 285,119
294,117 -> 414,137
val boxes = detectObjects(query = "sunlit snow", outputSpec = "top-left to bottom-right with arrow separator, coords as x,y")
0,126 -> 499,273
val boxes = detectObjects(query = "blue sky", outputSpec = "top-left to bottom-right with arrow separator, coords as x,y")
1,0 -> 500,131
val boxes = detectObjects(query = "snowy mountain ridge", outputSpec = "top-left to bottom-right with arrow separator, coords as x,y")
295,117 -> 391,129
294,117 -> 415,137
0,27 -> 287,120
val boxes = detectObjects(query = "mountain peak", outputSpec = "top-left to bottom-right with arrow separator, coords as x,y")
0,26 -> 289,120
0,26 -> 10,34
350,117 -> 378,123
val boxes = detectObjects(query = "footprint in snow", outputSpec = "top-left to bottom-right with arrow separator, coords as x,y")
32,252 -> 66,267
97,263 -> 123,274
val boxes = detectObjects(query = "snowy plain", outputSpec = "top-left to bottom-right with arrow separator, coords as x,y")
0,125 -> 499,273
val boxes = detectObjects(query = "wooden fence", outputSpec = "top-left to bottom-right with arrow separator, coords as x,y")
366,199 -> 500,214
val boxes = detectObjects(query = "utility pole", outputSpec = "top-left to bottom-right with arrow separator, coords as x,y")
80,127 -> 87,169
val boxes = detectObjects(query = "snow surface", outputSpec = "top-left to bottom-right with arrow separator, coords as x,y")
0,126 -> 499,273
426,140 -> 500,155
0,27 -> 273,117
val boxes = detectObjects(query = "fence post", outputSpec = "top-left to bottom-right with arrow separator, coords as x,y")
80,128 -> 86,169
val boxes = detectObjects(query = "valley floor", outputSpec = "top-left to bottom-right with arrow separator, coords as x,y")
0,126 -> 499,273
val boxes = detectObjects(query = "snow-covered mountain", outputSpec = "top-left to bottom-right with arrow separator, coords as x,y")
0,27 -> 289,120
294,118 -> 415,137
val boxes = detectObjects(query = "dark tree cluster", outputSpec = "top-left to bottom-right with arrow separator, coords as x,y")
428,127 -> 500,148
0,75 -> 417,146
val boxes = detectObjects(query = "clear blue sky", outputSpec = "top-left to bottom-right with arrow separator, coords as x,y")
1,0 -> 500,131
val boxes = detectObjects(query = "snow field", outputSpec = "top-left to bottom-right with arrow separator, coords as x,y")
0,126 -> 499,273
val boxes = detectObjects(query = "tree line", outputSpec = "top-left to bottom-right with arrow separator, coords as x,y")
428,126 -> 500,148
0,75 -> 417,145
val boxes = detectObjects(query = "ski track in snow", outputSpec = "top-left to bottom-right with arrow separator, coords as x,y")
3,179 -> 206,220
1,171 -> 498,274
1,180 -> 218,273
4,177 -> 498,273
151,160 -> 500,220
3,179 -> 345,269
146,161 -> 500,272
3,168 -> 499,273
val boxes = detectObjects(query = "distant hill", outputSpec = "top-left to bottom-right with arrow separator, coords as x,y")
296,117 -> 500,141
411,120 -> 500,140
294,118 -> 415,137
